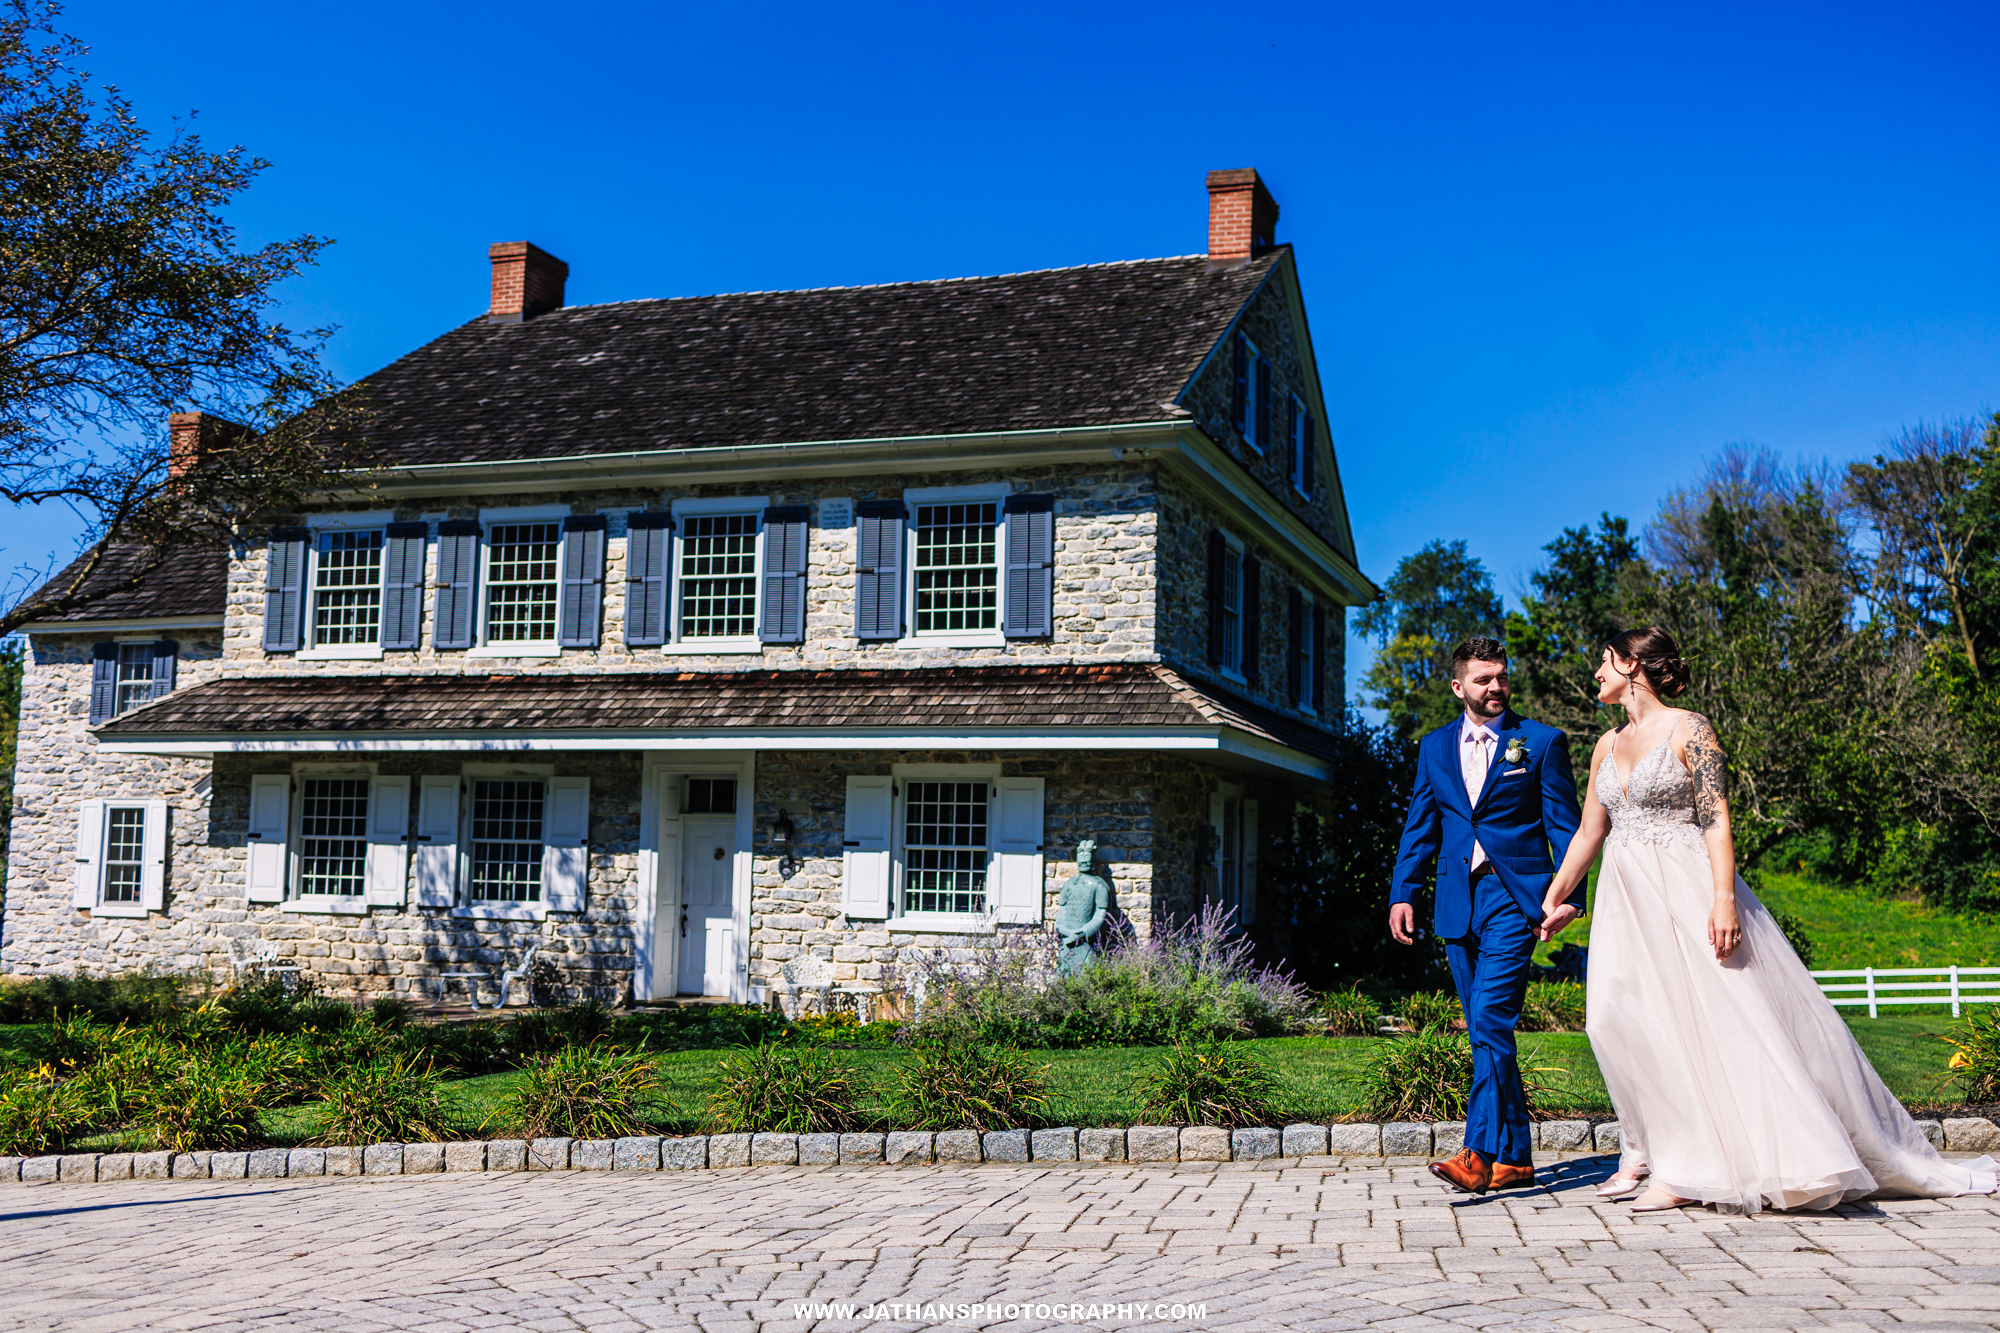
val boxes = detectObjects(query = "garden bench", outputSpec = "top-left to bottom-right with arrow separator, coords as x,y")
429,943 -> 539,1010
782,957 -> 835,1018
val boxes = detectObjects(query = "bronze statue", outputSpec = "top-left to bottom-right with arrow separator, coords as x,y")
1055,839 -> 1111,975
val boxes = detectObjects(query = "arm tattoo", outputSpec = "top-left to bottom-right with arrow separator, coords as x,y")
1683,714 -> 1729,830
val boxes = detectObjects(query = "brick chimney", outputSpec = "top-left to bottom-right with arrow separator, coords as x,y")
168,411 -> 244,479
1206,169 -> 1279,266
488,241 -> 569,322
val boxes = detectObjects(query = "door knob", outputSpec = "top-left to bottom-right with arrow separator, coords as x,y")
713,847 -> 725,860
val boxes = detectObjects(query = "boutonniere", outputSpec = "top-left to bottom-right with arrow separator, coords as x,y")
1504,738 -> 1531,767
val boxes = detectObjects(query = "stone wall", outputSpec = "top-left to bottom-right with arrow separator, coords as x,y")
222,459 -> 1157,674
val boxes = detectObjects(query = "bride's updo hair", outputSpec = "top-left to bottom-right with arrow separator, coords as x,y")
1606,626 -> 1691,699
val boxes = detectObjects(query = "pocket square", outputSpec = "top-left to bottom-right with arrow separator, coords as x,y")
1502,768 -> 1527,778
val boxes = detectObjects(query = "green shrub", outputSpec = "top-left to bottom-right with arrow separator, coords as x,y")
1134,1037 -> 1280,1128
1942,1009 -> 2000,1103
1770,911 -> 1817,970
1398,990 -> 1462,1030
883,1037 -> 1049,1132
785,1012 -> 902,1046
368,996 -> 417,1030
611,1004 -> 789,1052
292,996 -> 361,1032
311,1052 -> 460,1146
0,970 -> 195,1025
1361,1025 -> 1475,1122
1519,982 -> 1586,1033
507,1001 -> 619,1057
497,1043 -> 667,1139
400,1019 -> 509,1076
0,1070 -> 104,1154
123,1053 -> 268,1152
214,975 -> 321,1036
704,1041 -> 865,1134
1321,985 -> 1377,1037
23,1014 -> 138,1073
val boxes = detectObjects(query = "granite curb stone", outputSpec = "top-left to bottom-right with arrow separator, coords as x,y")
361,1144 -> 401,1176
403,1143 -> 444,1175
486,1140 -> 526,1171
1282,1124 -> 1329,1157
1078,1128 -> 1125,1162
1031,1128 -> 1079,1162
798,1133 -> 840,1166
614,1136 -> 661,1171
171,1152 -> 209,1179
0,1156 -> 19,1183
708,1133 -> 752,1168
528,1138 -> 572,1171
1592,1122 -> 1622,1153
22,1155 -> 60,1184
751,1134 -> 799,1166
982,1129 -> 1029,1163
287,1148 -> 325,1178
97,1153 -> 133,1181
1432,1122 -> 1465,1156
1127,1126 -> 1178,1162
662,1137 -> 707,1170
573,1139 -> 615,1171
57,1154 -> 98,1183
325,1147 -> 360,1176
934,1130 -> 982,1164
1179,1126 -> 1230,1162
839,1133 -> 885,1165
211,1151 -> 250,1180
247,1148 -> 289,1179
444,1142 -> 486,1173
133,1151 -> 172,1180
1329,1123 -> 1382,1156
1536,1119 -> 1591,1152
1945,1117 -> 2000,1152
884,1132 -> 932,1165
1231,1127 -> 1281,1161
1914,1119 -> 1943,1150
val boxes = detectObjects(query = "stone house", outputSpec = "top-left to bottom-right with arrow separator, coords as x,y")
1,169 -> 1377,1008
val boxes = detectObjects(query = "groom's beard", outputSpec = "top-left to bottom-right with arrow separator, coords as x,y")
1464,691 -> 1509,719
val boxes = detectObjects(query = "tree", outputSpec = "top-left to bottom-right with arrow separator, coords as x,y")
1353,539 -> 1502,741
0,1 -> 366,632
1505,514 -> 1638,784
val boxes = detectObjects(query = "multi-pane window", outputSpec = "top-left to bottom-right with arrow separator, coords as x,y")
913,503 -> 998,633
903,781 -> 988,915
469,779 -> 545,902
1220,543 -> 1244,672
313,530 -> 385,647
1297,592 -> 1317,711
115,644 -> 154,715
102,807 -> 145,904
297,778 -> 369,896
486,523 -> 561,643
678,514 -> 758,639
686,778 -> 737,814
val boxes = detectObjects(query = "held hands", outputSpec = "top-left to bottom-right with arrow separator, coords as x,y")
1537,890 -> 1581,943
1708,899 -> 1742,960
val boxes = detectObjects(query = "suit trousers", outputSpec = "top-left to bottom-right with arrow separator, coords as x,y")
1443,869 -> 1537,1166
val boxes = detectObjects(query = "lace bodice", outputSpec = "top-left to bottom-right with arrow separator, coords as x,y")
1599,740 -> 1705,849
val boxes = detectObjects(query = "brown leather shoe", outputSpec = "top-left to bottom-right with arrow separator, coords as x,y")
1488,1161 -> 1538,1191
1427,1147 -> 1492,1193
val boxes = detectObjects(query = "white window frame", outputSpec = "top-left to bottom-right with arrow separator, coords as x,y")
110,634 -> 159,718
1298,586 -> 1318,714
1289,393 -> 1311,495
898,483 -> 1010,649
77,799 -> 166,918
889,762 -> 1002,931
278,763 -> 393,915
1241,335 -> 1265,454
666,495 -> 768,655
297,511 -> 393,662
1219,531 -> 1247,684
469,504 -> 568,658
452,761 -> 557,919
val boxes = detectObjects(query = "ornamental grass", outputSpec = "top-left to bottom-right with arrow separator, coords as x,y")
500,1042 -> 668,1139
1134,1037 -> 1280,1128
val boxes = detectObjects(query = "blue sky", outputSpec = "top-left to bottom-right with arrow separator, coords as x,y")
22,1 -> 2000,706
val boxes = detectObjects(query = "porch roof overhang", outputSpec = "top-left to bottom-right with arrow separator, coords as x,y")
93,662 -> 1344,781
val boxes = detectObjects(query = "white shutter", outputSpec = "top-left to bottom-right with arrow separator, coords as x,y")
139,800 -> 168,912
365,776 -> 411,907
413,775 -> 460,908
73,800 -> 105,909
1206,792 -> 1228,910
1240,798 -> 1259,927
990,776 -> 1045,924
246,774 -> 291,903
841,774 -> 892,919
542,776 -> 590,913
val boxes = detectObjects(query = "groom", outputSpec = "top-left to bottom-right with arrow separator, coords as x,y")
1389,637 -> 1583,1194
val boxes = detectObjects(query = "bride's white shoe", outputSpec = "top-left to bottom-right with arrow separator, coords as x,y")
1630,1186 -> 1696,1212
1595,1169 -> 1648,1199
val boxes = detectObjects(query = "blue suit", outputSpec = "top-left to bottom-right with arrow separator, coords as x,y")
1391,709 -> 1582,1166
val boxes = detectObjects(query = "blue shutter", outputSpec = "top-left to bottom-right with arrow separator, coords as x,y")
381,522 -> 427,651
1241,557 -> 1261,682
1002,494 -> 1053,639
760,506 -> 809,644
88,642 -> 117,726
433,520 -> 481,651
1287,589 -> 1303,705
1231,337 -> 1248,436
1313,603 -> 1328,713
150,641 -> 177,701
624,512 -> 672,647
1206,530 -> 1225,665
855,501 -> 904,641
262,527 -> 307,653
1254,356 -> 1271,452
558,515 -> 607,649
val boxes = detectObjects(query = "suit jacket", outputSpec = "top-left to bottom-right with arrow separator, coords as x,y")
1390,709 -> 1584,940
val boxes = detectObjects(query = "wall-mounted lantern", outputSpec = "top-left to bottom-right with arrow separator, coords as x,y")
771,810 -> 800,879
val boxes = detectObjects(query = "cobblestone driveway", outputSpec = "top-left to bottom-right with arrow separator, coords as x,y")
3,1153 -> 1997,1332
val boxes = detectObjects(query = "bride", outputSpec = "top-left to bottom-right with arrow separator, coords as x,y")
1539,626 -> 1997,1214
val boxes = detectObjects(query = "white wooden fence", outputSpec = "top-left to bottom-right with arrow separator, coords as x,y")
1809,966 -> 2000,1017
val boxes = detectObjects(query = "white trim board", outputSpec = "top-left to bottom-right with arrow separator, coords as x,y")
24,615 -> 223,635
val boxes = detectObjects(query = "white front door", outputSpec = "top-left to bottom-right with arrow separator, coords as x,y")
678,814 -> 736,996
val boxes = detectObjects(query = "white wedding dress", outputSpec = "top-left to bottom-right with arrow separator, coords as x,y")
1587,739 -> 1997,1214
